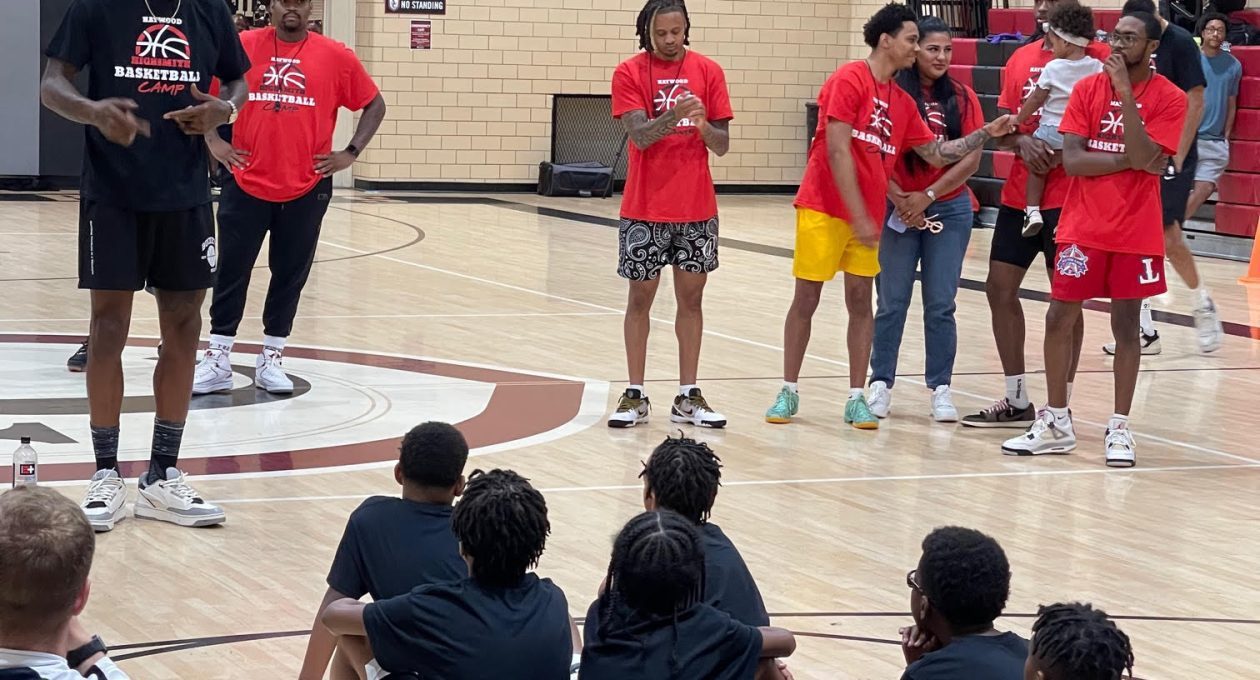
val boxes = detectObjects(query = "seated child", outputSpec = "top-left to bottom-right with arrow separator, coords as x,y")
1026,602 -> 1135,680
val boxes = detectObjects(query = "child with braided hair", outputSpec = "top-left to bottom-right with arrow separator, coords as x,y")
1026,602 -> 1135,680
580,511 -> 796,679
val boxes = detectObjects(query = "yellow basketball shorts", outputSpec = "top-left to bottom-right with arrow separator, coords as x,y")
792,208 -> 880,281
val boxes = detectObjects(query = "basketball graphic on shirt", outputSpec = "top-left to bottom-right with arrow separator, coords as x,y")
654,83 -> 691,114
867,97 -> 893,138
135,24 -> 190,60
1100,110 -> 1124,136
1022,77 -> 1038,102
263,62 -> 307,92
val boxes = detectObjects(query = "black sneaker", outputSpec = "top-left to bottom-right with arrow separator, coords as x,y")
961,398 -> 1036,429
67,341 -> 88,373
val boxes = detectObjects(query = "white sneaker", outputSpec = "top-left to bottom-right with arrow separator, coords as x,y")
192,347 -> 234,395
1193,298 -> 1224,353
867,381 -> 891,418
1103,330 -> 1161,356
135,468 -> 225,527
82,468 -> 127,532
607,389 -> 650,428
1002,410 -> 1077,455
255,347 -> 294,394
1022,208 -> 1045,237
930,385 -> 958,422
670,388 -> 727,428
1104,427 -> 1137,467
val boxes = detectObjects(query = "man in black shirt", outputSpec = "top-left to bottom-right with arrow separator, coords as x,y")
299,422 -> 470,680
899,527 -> 1026,680
41,0 -> 249,531
1118,0 -> 1224,355
321,469 -> 576,680
639,435 -> 770,628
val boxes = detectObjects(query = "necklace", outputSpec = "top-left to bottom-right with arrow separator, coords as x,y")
648,49 -> 688,121
864,59 -> 894,160
143,0 -> 181,21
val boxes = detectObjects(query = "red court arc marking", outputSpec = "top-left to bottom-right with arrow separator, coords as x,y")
0,334 -> 586,482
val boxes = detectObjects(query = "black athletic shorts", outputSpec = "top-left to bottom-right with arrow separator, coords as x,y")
617,216 -> 719,281
78,200 -> 217,291
1160,144 -> 1198,229
989,205 -> 1060,271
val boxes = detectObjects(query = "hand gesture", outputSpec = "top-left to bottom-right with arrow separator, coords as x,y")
900,191 -> 934,222
673,93 -> 705,125
899,624 -> 942,665
1016,135 -> 1056,174
1104,54 -> 1132,97
983,114 -> 1017,139
207,135 -> 250,171
314,150 -> 356,176
853,215 -> 880,248
163,84 -> 232,135
92,98 -> 150,147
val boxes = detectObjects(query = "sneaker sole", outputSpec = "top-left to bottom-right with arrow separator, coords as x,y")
1105,457 -> 1136,468
847,420 -> 879,430
765,415 -> 792,424
1001,444 -> 1076,455
670,414 -> 727,428
607,417 -> 648,429
67,364 -> 86,373
257,383 -> 294,395
192,379 -> 235,395
134,504 -> 226,527
1103,346 -> 1162,356
933,413 -> 959,423
961,419 -> 1035,429
87,510 -> 126,533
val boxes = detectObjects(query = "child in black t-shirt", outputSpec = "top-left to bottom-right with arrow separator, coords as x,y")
1026,602 -> 1135,680
640,435 -> 771,628
321,469 -> 577,680
900,526 -> 1028,680
580,511 -> 796,680
299,422 -> 470,680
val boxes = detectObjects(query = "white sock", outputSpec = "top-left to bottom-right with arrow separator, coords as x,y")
1046,405 -> 1072,428
208,334 -> 234,352
263,335 -> 286,352
848,388 -> 864,400
1139,299 -> 1156,336
628,384 -> 645,395
1193,285 -> 1211,307
1026,205 -> 1040,215
679,384 -> 697,396
1108,413 -> 1129,431
783,381 -> 798,393
1006,374 -> 1030,409
1066,382 -> 1074,402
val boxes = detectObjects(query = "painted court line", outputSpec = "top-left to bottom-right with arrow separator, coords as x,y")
214,463 -> 1260,505
0,311 -> 620,323
317,238 -> 1260,467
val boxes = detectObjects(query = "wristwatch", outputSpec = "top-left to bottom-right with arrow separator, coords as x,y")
67,635 -> 108,669
925,188 -> 937,201
224,98 -> 239,125
345,143 -> 361,157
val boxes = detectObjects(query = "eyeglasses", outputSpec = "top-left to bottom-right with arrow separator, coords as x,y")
906,568 -> 922,591
1108,32 -> 1146,47
1202,26 -> 1226,36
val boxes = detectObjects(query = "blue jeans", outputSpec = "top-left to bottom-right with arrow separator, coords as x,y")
870,193 -> 973,389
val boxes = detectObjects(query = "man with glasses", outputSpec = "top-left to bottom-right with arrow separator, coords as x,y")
1185,14 -> 1241,222
1003,12 -> 1187,467
1113,0 -> 1220,355
897,526 -> 1026,680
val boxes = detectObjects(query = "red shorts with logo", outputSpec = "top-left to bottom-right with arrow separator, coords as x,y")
1051,243 -> 1167,301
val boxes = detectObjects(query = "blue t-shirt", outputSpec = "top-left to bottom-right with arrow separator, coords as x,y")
901,632 -> 1029,680
326,497 -> 467,601
701,523 -> 770,627
1199,51 -> 1243,140
364,574 -> 573,680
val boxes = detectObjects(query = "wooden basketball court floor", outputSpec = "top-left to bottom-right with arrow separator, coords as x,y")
1,190 -> 1259,679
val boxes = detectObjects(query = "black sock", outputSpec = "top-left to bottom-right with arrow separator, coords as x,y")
148,418 -> 185,483
90,425 -> 120,472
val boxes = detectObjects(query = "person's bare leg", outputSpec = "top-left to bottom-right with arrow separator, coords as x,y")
755,659 -> 787,680
330,637 -> 371,680
623,278 -> 661,385
986,262 -> 1030,378
1043,301 -> 1082,409
782,278 -> 824,382
672,269 -> 708,386
1042,265 -> 1084,385
1109,300 -> 1143,415
87,291 -> 136,429
1164,221 -> 1202,291
1185,180 -> 1215,222
843,273 -> 875,390
153,289 -> 206,421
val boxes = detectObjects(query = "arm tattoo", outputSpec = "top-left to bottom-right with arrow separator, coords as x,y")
700,119 -> 730,156
914,127 -> 991,166
622,109 -> 679,150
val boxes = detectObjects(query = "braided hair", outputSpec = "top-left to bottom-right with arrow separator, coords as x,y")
640,434 -> 722,524
450,469 -> 549,588
597,511 -> 705,678
1031,602 -> 1135,680
636,0 -> 691,53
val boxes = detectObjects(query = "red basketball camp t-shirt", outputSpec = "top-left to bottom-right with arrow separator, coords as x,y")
1056,72 -> 1187,256
998,39 -> 1112,211
892,82 -> 985,202
230,27 -> 379,202
612,50 -> 734,223
795,61 -> 935,226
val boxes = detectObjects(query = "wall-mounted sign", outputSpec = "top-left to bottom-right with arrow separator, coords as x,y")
385,0 -> 445,14
410,20 -> 432,49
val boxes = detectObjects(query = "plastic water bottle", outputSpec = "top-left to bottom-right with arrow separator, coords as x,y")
11,437 -> 37,488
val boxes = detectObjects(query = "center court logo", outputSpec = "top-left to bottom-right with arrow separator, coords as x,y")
1056,244 -> 1089,278
135,24 -> 190,60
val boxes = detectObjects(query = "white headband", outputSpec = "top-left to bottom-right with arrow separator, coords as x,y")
1048,23 -> 1091,47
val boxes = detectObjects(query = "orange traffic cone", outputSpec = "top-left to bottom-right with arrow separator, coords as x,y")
1241,218 -> 1260,284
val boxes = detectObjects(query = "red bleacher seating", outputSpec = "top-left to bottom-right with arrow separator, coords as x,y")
1231,46 -> 1260,74
1213,203 -> 1260,237
1218,172 -> 1260,205
1230,10 -> 1260,29
1232,109 -> 1260,141
1227,140 -> 1260,173
948,64 -> 973,88
1239,77 -> 1260,109
1094,9 -> 1122,33
952,38 -> 978,67
988,8 -> 1036,36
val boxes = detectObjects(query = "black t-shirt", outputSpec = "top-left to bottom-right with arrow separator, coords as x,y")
326,497 -> 468,601
363,574 -> 573,679
900,632 -> 1029,680
580,599 -> 764,680
701,523 -> 770,627
1154,23 -> 1208,94
45,0 -> 249,212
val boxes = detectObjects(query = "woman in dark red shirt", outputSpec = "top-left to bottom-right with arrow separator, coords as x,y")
868,17 -> 984,424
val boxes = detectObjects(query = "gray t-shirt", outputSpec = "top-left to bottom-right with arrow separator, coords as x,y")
1036,56 -> 1104,130
1198,51 -> 1242,140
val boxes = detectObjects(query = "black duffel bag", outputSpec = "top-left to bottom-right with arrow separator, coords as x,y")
537,161 -> 613,198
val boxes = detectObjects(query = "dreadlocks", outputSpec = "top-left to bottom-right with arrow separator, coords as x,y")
597,511 -> 704,678
636,0 -> 691,53
640,434 -> 722,524
1030,602 -> 1135,680
450,469 -> 549,588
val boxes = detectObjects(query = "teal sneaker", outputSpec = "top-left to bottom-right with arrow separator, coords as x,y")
844,395 -> 880,430
765,387 -> 800,424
